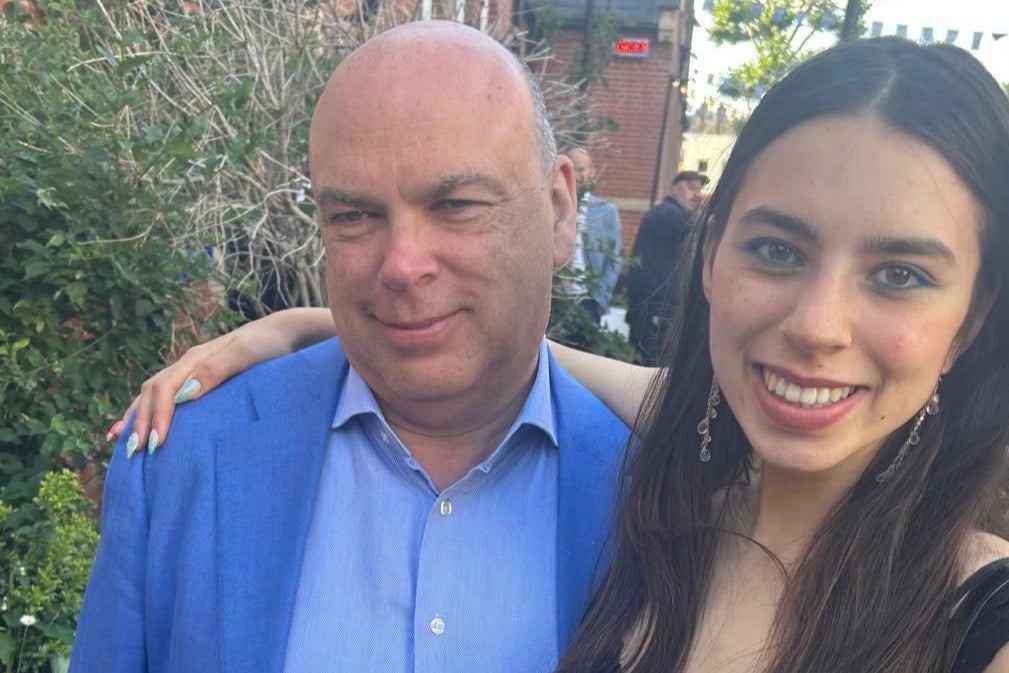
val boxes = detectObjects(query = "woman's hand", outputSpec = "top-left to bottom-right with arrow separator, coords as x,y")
109,307 -> 336,455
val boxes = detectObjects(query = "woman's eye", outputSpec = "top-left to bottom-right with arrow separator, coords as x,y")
744,239 -> 802,267
765,242 -> 795,263
870,264 -> 933,291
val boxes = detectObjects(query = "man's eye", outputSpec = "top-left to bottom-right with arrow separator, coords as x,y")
329,210 -> 372,224
437,200 -> 478,211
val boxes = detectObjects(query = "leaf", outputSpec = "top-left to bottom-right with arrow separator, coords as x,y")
117,53 -> 154,76
84,147 -> 111,165
0,630 -> 14,665
23,260 -> 51,280
35,187 -> 66,211
165,139 -> 197,162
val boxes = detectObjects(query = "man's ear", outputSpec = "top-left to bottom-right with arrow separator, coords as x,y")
551,155 -> 579,269
944,276 -> 1000,372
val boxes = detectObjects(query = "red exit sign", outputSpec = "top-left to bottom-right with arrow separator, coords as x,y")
614,39 -> 650,57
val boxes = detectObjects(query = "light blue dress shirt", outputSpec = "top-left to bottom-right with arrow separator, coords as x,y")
283,340 -> 559,673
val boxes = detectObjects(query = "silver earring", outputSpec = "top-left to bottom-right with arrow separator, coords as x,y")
697,376 -> 720,462
876,380 -> 941,484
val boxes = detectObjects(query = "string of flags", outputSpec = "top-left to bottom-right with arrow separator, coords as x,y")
701,1 -> 1008,51
868,21 -> 1006,50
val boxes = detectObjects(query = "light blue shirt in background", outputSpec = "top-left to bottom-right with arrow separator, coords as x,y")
283,340 -> 559,673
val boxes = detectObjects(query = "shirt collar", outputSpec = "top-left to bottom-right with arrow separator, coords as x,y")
330,339 -> 558,449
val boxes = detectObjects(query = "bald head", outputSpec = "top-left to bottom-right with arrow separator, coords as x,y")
310,21 -> 556,175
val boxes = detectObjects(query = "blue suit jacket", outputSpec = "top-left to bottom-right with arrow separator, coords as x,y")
70,339 -> 629,673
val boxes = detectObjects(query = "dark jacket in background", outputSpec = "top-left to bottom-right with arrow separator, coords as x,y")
626,197 -> 691,363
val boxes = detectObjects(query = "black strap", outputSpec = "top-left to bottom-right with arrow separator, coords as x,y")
949,559 -> 1009,667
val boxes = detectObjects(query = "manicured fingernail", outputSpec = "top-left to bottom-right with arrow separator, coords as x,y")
147,429 -> 159,454
173,378 -> 201,404
105,420 -> 124,442
126,433 -> 139,458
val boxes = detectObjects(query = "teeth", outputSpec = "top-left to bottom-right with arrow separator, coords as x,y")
761,369 -> 855,408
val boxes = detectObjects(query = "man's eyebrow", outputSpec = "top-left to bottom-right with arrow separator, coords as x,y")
314,188 -> 381,211
861,235 -> 958,266
738,205 -> 819,243
431,173 -> 508,200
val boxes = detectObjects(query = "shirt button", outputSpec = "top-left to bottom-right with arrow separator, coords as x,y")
430,617 -> 445,635
439,499 -> 453,517
380,431 -> 390,444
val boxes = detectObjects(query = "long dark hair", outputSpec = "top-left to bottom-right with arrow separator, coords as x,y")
557,37 -> 1009,673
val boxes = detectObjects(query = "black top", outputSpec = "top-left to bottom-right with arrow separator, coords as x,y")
594,559 -> 1009,673
952,558 -> 1009,673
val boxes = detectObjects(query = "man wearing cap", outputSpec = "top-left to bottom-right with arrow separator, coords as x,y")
626,170 -> 708,364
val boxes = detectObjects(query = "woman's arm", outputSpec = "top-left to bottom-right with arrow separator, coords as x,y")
116,307 -> 335,454
546,341 -> 657,427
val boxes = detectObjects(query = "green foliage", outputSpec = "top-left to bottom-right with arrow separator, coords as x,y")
547,294 -> 636,362
0,470 -> 99,672
548,187 -> 634,362
710,0 -> 871,100
0,0 -> 227,509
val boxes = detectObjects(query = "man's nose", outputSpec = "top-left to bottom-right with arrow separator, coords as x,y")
377,218 -> 440,290
780,274 -> 855,354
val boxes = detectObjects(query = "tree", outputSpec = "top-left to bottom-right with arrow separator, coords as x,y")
710,0 -> 871,101
0,0 -> 227,511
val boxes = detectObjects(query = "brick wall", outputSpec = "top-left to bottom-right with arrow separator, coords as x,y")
551,26 -> 686,254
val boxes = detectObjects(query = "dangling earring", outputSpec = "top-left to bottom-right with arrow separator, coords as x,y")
697,376 -> 721,462
875,380 -> 941,484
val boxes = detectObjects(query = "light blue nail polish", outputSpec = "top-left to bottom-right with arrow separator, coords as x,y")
148,429 -> 159,454
126,433 -> 139,458
173,378 -> 201,404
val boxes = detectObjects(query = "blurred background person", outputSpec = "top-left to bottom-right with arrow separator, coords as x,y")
626,169 -> 707,364
566,148 -> 623,324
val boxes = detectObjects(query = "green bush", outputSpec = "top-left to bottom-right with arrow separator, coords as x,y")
0,3 -> 222,504
0,470 -> 99,672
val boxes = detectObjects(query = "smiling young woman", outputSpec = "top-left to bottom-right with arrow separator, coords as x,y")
554,37 -> 1009,673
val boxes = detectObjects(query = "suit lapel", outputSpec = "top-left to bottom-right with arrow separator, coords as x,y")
551,356 -> 627,650
216,340 -> 346,673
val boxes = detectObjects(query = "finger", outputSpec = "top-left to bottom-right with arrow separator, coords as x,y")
144,335 -> 238,453
105,419 -> 125,443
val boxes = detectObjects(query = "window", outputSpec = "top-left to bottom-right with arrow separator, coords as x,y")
698,160 -> 709,172
896,24 -> 907,38
921,27 -> 933,43
870,21 -> 883,37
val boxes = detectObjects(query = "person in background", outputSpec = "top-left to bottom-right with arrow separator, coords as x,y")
566,148 -> 623,324
72,21 -> 628,673
626,169 -> 708,364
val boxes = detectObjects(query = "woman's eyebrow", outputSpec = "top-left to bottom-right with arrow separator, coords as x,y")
738,205 -> 819,243
860,235 -> 958,266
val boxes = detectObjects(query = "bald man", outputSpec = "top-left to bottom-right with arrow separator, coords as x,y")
70,22 -> 628,673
